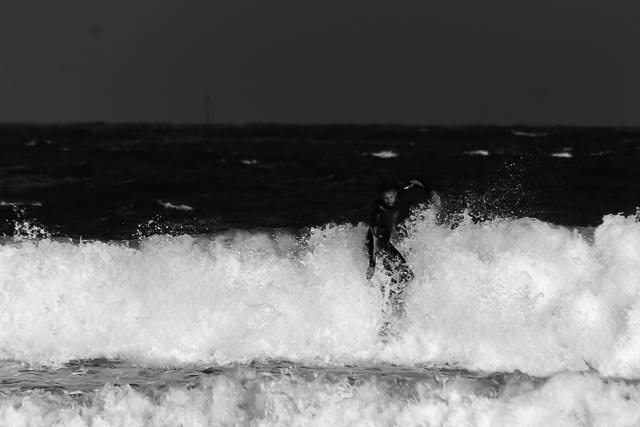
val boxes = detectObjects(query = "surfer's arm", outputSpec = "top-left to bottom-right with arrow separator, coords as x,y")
367,204 -> 380,267
398,179 -> 429,192
366,228 -> 376,267
366,204 -> 381,279
399,180 -> 442,210
365,227 -> 377,280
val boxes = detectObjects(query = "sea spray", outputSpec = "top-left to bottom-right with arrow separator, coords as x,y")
2,211 -> 640,376
0,226 -> 381,366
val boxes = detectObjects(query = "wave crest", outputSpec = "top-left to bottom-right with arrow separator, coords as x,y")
2,212 -> 640,376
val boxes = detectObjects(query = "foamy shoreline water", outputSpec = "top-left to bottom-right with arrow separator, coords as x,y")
1,366 -> 639,427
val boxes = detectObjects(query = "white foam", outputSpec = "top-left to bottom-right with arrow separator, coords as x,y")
370,150 -> 398,159
550,152 -> 573,158
463,150 -> 490,156
0,201 -> 42,207
511,130 -> 550,138
1,371 -> 639,426
157,200 -> 194,211
3,214 -> 640,376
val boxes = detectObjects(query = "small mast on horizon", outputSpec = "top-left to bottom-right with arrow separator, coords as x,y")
204,94 -> 212,124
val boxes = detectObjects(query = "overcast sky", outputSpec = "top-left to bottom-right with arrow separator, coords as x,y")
1,1 -> 638,124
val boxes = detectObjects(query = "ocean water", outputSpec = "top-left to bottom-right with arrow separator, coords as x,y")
2,124 -> 640,426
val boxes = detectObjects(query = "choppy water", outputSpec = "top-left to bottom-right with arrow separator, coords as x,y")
3,362 -> 640,426
2,124 -> 640,425
2,124 -> 640,238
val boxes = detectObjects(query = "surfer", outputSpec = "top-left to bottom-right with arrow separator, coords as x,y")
366,180 -> 440,317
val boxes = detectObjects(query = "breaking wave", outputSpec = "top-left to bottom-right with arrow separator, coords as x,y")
2,210 -> 640,377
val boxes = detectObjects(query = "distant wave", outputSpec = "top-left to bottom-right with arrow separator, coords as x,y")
550,152 -> 573,158
157,200 -> 194,211
463,150 -> 490,156
24,139 -> 52,146
511,130 -> 550,138
0,201 -> 42,207
369,150 -> 398,159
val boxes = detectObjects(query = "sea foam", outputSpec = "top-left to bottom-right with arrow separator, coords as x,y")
2,212 -> 640,376
1,370 -> 639,427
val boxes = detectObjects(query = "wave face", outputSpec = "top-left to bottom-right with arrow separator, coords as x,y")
2,211 -> 640,376
1,370 -> 640,427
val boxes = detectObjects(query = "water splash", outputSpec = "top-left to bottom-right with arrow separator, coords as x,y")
2,212 -> 640,375
8,207 -> 51,241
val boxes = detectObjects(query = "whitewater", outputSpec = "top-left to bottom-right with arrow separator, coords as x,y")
3,209 -> 640,425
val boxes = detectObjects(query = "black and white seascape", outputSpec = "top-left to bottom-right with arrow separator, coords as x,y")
2,2 -> 640,426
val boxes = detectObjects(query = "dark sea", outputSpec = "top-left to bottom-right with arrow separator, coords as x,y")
1,124 -> 640,425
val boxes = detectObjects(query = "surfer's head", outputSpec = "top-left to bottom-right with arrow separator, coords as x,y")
381,188 -> 397,208
378,182 -> 398,207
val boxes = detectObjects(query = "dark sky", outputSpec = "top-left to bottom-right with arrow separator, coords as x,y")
2,1 -> 638,124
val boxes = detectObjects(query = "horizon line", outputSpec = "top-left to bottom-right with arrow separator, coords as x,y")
1,121 -> 639,129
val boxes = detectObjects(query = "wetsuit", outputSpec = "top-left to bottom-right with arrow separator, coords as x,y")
366,199 -> 414,288
365,185 -> 422,311
366,180 -> 440,306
